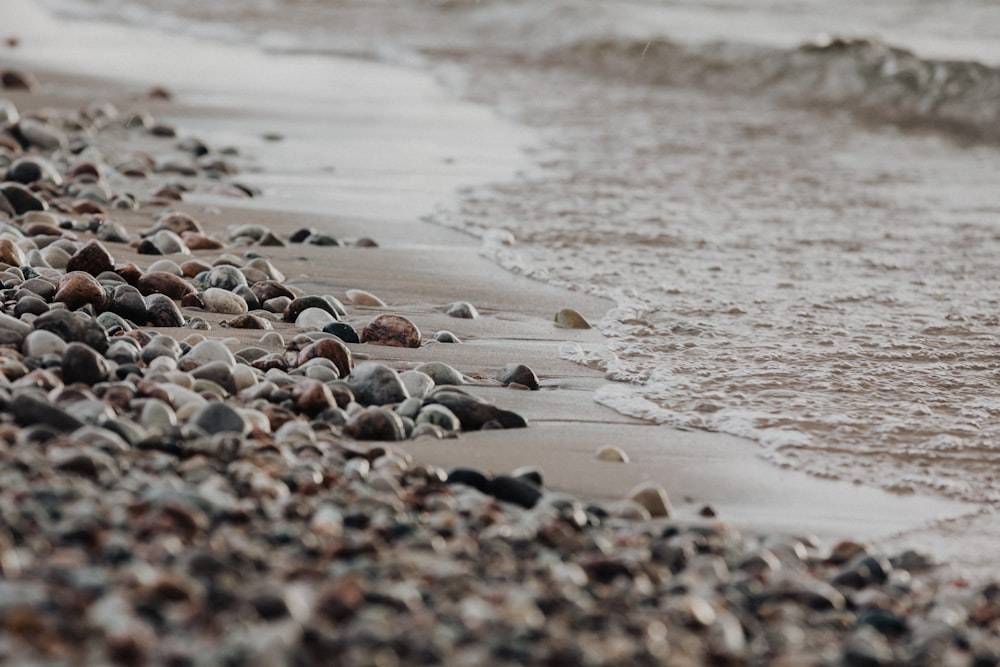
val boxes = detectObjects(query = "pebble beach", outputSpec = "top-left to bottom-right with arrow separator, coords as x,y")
2,4 -> 1000,666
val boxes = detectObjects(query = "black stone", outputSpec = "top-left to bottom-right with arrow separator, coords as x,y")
489,475 -> 542,509
33,309 -> 109,354
322,321 -> 360,344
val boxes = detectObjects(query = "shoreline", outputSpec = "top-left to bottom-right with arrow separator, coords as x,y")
1,5 -> 999,664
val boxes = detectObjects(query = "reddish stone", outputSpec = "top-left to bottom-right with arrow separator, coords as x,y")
136,271 -> 196,299
53,271 -> 108,311
360,314 -> 421,349
65,239 -> 114,276
295,338 -> 353,378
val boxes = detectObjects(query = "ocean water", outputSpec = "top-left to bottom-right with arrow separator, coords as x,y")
35,1 -> 1000,505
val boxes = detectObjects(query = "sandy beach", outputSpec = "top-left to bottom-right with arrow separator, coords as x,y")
2,3 -> 999,664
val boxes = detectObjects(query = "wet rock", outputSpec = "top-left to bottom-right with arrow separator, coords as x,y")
0,183 -> 46,214
33,309 -> 109,353
189,401 -> 250,436
145,293 -> 184,327
294,338 -> 352,378
136,271 -> 196,299
202,288 -> 248,315
346,362 -> 409,406
0,238 -> 28,266
447,301 -> 478,319
12,391 -> 84,432
424,389 -> 528,431
53,272 -> 108,312
361,314 -> 421,348
283,295 -> 340,323
61,342 -> 110,385
490,475 -> 542,509
346,289 -> 386,307
554,307 -> 592,329
322,321 -> 360,344
343,406 -> 406,441
628,482 -> 672,518
595,445 -> 630,463
7,156 -> 62,186
415,361 -> 464,386
205,265 -> 247,291
65,240 -> 115,276
224,314 -> 271,330
497,363 -> 540,390
108,285 -> 148,325
399,370 -> 434,399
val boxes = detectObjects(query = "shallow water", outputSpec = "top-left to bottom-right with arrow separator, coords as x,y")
35,0 -> 1000,504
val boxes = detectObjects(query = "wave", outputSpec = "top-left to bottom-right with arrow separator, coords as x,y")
533,34 -> 1000,144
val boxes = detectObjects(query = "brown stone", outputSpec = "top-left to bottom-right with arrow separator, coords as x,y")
53,271 -> 108,312
291,379 -> 335,416
295,338 -> 353,378
136,271 -> 196,299
180,259 -> 213,278
114,262 -> 143,285
0,238 -> 27,266
360,314 -> 421,349
181,231 -> 224,250
65,239 -> 115,276
251,279 -> 294,302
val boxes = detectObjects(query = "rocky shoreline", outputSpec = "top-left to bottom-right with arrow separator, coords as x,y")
2,62 -> 1000,666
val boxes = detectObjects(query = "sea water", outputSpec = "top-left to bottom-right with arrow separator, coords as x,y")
35,0 -> 1000,505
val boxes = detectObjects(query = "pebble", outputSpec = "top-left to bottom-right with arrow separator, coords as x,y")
595,445 -> 630,463
22,328 -> 66,358
136,271 -> 196,299
424,389 -> 528,430
65,239 -> 115,276
554,307 -> 592,329
294,338 -> 353,378
627,482 -> 672,518
446,301 -> 479,319
346,362 -> 409,406
145,293 -> 185,327
283,295 -> 340,323
323,321 -> 360,344
202,287 -> 249,315
53,271 -> 108,312
415,361 -> 464,386
433,330 -> 462,343
61,341 -> 110,385
189,401 -> 250,436
343,406 -> 406,441
346,289 -> 387,307
361,314 -> 421,348
295,306 -> 336,329
497,362 -> 540,390
399,370 -> 435,399
205,264 -> 247,291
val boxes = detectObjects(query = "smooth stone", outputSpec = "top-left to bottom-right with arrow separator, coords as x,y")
182,232 -> 224,251
145,293 -> 184,327
52,272 -> 108,312
17,118 -> 67,151
22,329 -> 67,358
233,285 -> 260,311
149,229 -> 190,255
415,361 -> 464,386
61,342 -> 111,385
0,311 -> 32,342
145,211 -> 203,236
346,362 -> 409,406
190,361 -> 237,395
184,339 -> 236,367
20,277 -> 57,300
105,340 -> 139,365
627,482 -> 672,518
283,295 -> 339,323
290,379 -> 335,416
226,223 -> 268,242
108,284 -> 148,325
294,338 -> 352,378
446,301 -> 478,319
96,311 -> 131,333
0,183 -> 46,214
596,446 -> 630,463
136,271 -> 196,299
555,307 -> 592,329
251,279 -> 294,302
395,396 -> 424,420
231,365 -> 258,392
244,257 -> 285,282
447,468 -> 492,494
205,265 -> 247,291
415,404 -> 461,431
40,245 -> 71,269
497,363 -> 540,390
146,259 -> 183,275
203,287 -> 248,315
189,401 -> 250,436
423,390 -> 528,431
33,309 -> 108,353
399,370 -> 435,399
12,391 -> 84,432
96,221 -> 131,243
0,238 -> 28,266
7,156 -> 63,186
295,307 -> 336,329
141,334 -> 183,364
433,330 -> 461,343
361,314 -> 420,349
13,295 -> 49,318
139,398 -> 177,428
345,289 -> 386,307
65,239 -> 114,276
489,475 -> 542,509
343,406 -> 406,441
320,321 -> 358,344
225,314 -> 272,330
